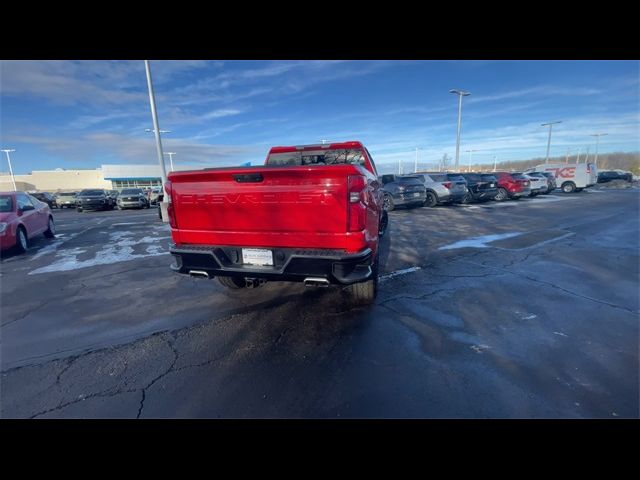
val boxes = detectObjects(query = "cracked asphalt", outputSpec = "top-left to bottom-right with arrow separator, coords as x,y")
1,189 -> 638,418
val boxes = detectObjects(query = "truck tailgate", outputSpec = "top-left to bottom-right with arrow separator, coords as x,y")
168,165 -> 364,250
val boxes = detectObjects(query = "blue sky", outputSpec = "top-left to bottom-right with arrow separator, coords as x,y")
1,60 -> 638,174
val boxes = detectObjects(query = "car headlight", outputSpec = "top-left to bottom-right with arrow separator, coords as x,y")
0,222 -> 7,234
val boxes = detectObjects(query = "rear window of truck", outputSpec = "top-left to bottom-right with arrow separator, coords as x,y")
267,149 -> 366,167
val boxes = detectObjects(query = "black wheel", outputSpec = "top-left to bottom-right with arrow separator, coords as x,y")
15,226 -> 28,253
495,188 -> 508,201
43,216 -> 56,238
460,191 -> 473,204
379,210 -> 388,237
424,191 -> 438,207
382,194 -> 394,212
347,250 -> 379,305
218,276 -> 246,289
76,207 -> 83,212
562,182 -> 576,193
145,202 -> 150,209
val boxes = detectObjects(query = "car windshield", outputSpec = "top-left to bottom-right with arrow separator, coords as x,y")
0,195 -> 13,212
58,192 -> 76,197
267,148 -> 366,166
512,173 -> 528,180
121,189 -> 143,195
79,190 -> 104,196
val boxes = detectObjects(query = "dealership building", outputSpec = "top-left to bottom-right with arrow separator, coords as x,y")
0,164 -> 197,192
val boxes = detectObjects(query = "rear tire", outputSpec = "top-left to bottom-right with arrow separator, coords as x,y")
15,226 -> 28,253
495,188 -> 508,201
383,194 -> 394,212
44,216 -> 56,238
562,182 -> 576,193
424,191 -> 438,207
218,276 -> 247,289
347,251 -> 379,305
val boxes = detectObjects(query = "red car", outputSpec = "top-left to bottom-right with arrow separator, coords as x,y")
166,141 -> 387,304
0,191 -> 56,254
493,172 -> 532,201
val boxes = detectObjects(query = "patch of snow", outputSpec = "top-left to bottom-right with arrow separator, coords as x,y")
379,266 -> 422,281
438,232 -> 521,250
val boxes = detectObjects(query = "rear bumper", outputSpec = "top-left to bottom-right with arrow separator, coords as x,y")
393,191 -> 426,206
471,188 -> 498,201
169,244 -> 374,285
448,190 -> 468,203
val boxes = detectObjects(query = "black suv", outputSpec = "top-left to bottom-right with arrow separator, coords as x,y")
31,192 -> 58,209
76,189 -> 114,212
459,173 -> 499,203
598,170 -> 632,183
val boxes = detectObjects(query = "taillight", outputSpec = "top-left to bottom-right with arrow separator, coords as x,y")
347,175 -> 367,232
443,182 -> 452,189
164,180 -> 177,228
586,165 -> 591,173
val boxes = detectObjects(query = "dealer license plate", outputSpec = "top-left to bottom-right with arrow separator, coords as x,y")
242,248 -> 273,266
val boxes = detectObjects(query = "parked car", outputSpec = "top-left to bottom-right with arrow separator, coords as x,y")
459,173 -> 499,203
415,172 -> 468,204
30,192 -> 58,209
149,187 -> 162,205
494,172 -> 531,201
539,172 -> 557,193
515,172 -> 547,197
76,189 -> 114,212
166,141 -> 387,304
406,173 -> 454,207
55,191 -> 78,208
0,191 -> 56,254
528,163 -> 597,193
107,190 -> 119,202
117,188 -> 150,210
380,174 -> 427,211
598,170 -> 633,183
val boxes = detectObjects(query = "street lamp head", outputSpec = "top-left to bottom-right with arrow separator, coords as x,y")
541,121 -> 562,127
1,149 -> 16,153
164,152 -> 176,155
450,89 -> 471,96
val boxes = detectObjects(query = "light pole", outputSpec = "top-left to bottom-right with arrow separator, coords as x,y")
450,89 -> 471,172
584,146 -> 590,163
590,133 -> 608,167
1,149 -> 17,191
414,147 -> 419,173
565,148 -> 570,164
493,155 -> 498,172
541,121 -> 562,164
164,152 -> 176,172
465,149 -> 477,172
144,60 -> 169,223
575,147 -> 581,164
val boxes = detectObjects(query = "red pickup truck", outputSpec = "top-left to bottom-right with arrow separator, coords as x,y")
166,141 -> 388,303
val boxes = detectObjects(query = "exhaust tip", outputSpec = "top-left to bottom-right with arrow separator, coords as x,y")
189,270 -> 209,279
303,277 -> 330,287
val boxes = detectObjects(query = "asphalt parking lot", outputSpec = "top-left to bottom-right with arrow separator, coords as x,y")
1,189 -> 638,418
